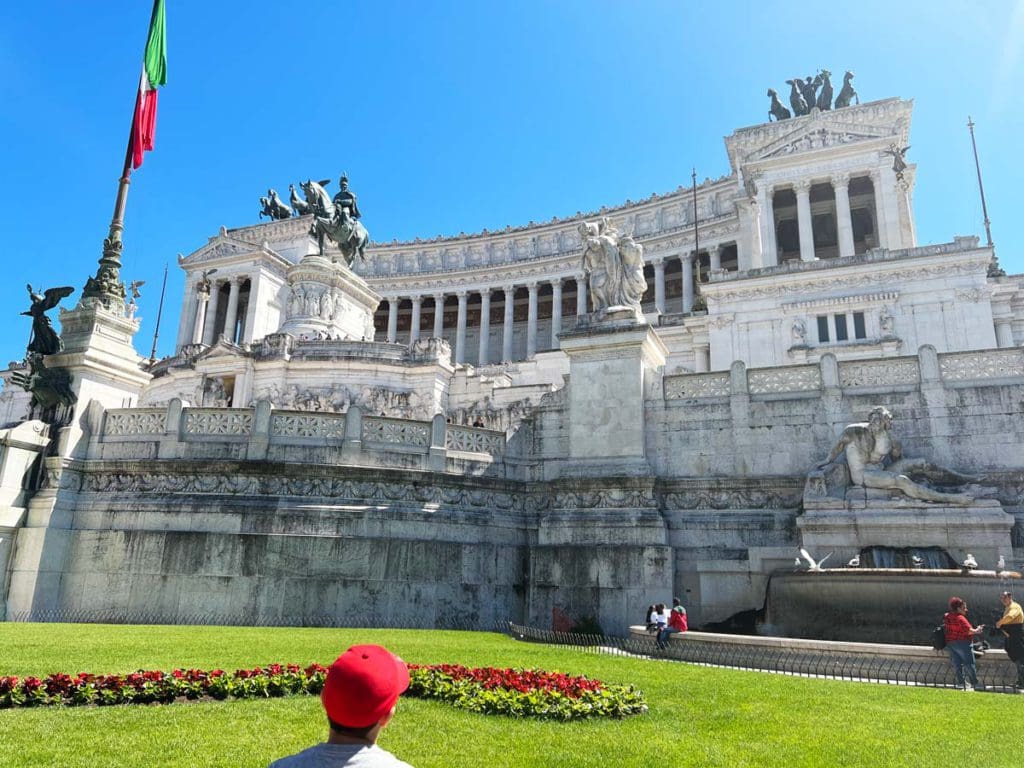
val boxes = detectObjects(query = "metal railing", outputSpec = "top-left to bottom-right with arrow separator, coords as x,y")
507,622 -> 1022,693
7,610 -> 1018,693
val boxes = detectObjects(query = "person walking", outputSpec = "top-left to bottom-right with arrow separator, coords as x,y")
944,597 -> 985,691
996,591 -> 1024,691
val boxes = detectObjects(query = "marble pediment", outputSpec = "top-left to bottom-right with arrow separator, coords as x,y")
725,98 -> 912,171
178,230 -> 270,267
754,122 -> 893,161
189,338 -> 248,363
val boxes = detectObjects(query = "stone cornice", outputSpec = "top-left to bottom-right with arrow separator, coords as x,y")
703,243 -> 991,303
725,98 -> 912,172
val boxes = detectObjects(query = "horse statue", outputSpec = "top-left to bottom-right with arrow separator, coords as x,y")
767,88 -> 791,121
786,78 -> 808,116
289,183 -> 312,216
259,188 -> 292,220
834,70 -> 859,109
816,69 -> 833,110
300,179 -> 370,266
799,74 -> 821,113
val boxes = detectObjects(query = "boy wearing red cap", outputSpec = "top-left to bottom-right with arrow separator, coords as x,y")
269,644 -> 414,767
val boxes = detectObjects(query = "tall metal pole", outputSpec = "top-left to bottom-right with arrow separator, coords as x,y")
967,116 -> 994,247
149,263 -> 169,364
691,168 -> 699,257
81,0 -> 162,311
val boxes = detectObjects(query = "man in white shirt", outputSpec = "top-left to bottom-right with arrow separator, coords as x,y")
269,644 -> 414,767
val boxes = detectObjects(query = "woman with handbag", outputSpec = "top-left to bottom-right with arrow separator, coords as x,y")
944,596 -> 985,691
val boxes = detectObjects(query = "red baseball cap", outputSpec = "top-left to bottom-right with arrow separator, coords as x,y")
321,645 -> 410,729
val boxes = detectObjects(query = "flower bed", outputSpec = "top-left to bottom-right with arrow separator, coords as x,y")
406,663 -> 647,719
0,663 -> 646,720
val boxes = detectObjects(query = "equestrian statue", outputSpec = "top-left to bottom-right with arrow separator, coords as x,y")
301,176 -> 370,266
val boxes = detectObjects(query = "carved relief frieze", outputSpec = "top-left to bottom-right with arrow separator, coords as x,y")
747,366 -> 821,394
445,425 -> 506,455
361,417 -> 430,447
271,412 -> 347,439
839,358 -> 919,388
183,409 -> 253,436
664,372 -> 731,400
939,350 -> 1024,381
104,409 -> 167,436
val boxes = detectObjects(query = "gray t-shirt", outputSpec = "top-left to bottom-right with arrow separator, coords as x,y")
268,743 -> 413,768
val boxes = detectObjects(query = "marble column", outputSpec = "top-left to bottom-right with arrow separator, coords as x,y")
995,319 -> 1015,348
502,285 -> 515,362
653,258 -> 666,314
681,253 -> 695,313
833,173 -> 855,258
386,298 -> 399,343
758,186 -> 778,266
575,275 -> 587,315
795,180 -> 816,262
409,295 -> 422,344
241,278 -> 259,343
526,283 -> 539,358
550,280 -> 563,347
455,291 -> 468,365
695,345 -> 711,372
709,244 -> 721,272
869,169 -> 888,249
432,294 -> 444,339
202,281 -> 223,345
192,290 -> 210,344
223,277 -> 242,344
478,290 -> 491,365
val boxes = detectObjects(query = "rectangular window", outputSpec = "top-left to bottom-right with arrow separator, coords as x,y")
853,311 -> 866,339
816,315 -> 830,342
835,314 -> 849,341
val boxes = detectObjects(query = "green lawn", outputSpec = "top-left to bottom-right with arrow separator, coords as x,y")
0,623 -> 1015,768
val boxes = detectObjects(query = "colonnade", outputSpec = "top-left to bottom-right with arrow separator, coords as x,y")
757,171 -> 886,266
380,243 -> 733,364
188,275 -> 253,347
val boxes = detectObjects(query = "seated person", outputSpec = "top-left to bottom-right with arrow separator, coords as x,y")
644,604 -> 658,633
657,605 -> 688,649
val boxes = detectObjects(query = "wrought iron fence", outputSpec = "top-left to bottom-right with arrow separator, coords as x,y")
506,622 -> 1022,693
7,610 -> 1019,693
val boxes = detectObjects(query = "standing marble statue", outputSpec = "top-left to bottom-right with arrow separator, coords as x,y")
816,406 -> 982,505
578,217 -> 647,317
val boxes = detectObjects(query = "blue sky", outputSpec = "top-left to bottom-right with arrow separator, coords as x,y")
1,1 -> 1021,364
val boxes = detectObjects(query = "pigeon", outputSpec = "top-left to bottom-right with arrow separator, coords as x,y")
962,553 -> 978,570
846,554 -> 861,568
794,557 -> 803,570
799,548 -> 833,572
997,556 -> 1006,574
911,555 -> 925,568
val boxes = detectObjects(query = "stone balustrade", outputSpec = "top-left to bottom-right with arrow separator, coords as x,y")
664,346 -> 1024,401
97,401 -> 507,470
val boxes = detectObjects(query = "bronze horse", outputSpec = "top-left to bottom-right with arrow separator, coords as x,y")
301,179 -> 369,266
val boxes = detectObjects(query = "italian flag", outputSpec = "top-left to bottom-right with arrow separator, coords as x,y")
129,0 -> 167,170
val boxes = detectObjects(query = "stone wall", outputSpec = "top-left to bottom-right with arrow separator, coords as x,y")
5,345 -> 1022,633
646,345 -> 1024,478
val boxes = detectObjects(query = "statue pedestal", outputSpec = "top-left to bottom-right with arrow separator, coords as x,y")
47,302 -> 152,459
798,495 -> 1014,568
557,318 -> 666,475
277,250 -> 381,341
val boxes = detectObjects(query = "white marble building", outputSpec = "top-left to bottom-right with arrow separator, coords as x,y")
2,95 -> 1023,633
166,98 -> 1021,409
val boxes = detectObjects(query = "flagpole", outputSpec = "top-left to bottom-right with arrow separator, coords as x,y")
149,263 -> 169,364
81,0 -> 162,311
966,116 -> 993,247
